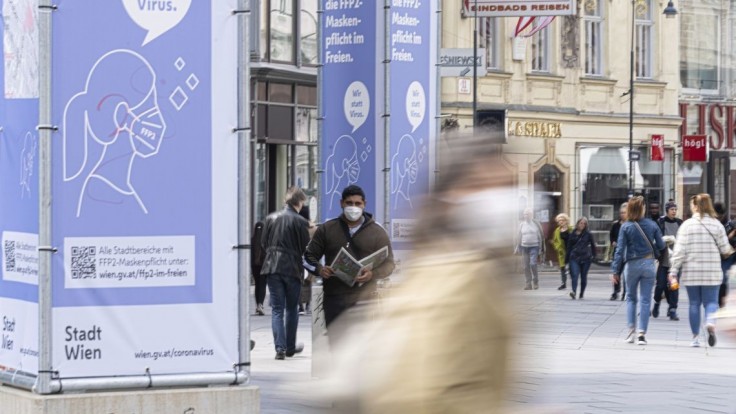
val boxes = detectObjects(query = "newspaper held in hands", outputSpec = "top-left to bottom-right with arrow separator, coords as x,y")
330,246 -> 389,287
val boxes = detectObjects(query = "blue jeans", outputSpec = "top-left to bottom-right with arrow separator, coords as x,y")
624,258 -> 656,333
521,246 -> 539,285
685,285 -> 720,336
266,273 -> 302,353
569,259 -> 591,296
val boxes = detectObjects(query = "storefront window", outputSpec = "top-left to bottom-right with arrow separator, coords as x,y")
270,0 -> 295,62
579,145 -> 674,261
300,0 -> 318,65
296,107 -> 317,142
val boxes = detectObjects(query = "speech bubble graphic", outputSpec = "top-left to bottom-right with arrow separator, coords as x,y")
122,0 -> 192,46
344,81 -> 370,133
406,81 -> 426,133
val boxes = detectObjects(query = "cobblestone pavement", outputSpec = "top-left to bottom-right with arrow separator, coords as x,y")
249,268 -> 736,413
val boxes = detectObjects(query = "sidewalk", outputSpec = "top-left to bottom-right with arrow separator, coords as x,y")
248,269 -> 736,413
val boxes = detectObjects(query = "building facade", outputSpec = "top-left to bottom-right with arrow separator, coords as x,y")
678,0 -> 736,216
442,0 -> 681,261
250,0 -> 319,222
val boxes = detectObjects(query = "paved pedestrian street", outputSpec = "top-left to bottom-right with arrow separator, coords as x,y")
249,268 -> 736,413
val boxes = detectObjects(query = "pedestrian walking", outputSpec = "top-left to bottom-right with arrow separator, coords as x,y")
653,201 -> 682,321
551,213 -> 572,290
261,186 -> 311,360
515,208 -> 545,290
303,185 -> 395,343
566,217 -> 596,300
669,194 -> 735,347
611,196 -> 665,345
714,201 -> 736,308
609,203 -> 627,301
251,221 -> 267,316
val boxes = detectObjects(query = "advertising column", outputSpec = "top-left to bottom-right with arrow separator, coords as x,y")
49,0 -> 238,378
388,0 -> 434,267
320,0 -> 378,222
0,0 -> 40,376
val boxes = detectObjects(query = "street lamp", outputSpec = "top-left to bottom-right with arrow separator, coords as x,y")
628,0 -> 677,196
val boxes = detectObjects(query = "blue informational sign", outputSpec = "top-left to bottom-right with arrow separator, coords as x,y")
51,0 -> 212,307
0,0 -> 40,303
388,0 -> 432,246
320,0 -> 377,222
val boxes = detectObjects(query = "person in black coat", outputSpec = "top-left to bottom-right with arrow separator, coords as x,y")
261,187 -> 311,360
566,217 -> 597,300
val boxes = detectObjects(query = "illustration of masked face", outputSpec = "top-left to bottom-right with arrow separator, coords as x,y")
343,154 -> 360,183
117,90 -> 166,158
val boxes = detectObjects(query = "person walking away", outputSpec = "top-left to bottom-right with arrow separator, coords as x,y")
611,196 -> 664,345
609,203 -> 628,301
714,201 -> 736,308
653,201 -> 682,320
566,217 -> 596,300
251,221 -> 267,315
669,194 -> 735,347
304,185 -> 395,343
261,187 -> 311,360
551,214 -> 573,290
516,208 -> 545,290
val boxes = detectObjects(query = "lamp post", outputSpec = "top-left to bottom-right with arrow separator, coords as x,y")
628,0 -> 678,196
472,0 -> 478,128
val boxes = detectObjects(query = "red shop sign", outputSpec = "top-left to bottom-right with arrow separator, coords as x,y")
682,135 -> 708,162
651,134 -> 664,161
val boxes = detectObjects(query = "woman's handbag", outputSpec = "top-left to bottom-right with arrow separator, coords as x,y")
697,219 -> 736,260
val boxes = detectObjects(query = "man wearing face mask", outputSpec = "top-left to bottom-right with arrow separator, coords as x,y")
261,187 -> 311,360
304,185 -> 395,336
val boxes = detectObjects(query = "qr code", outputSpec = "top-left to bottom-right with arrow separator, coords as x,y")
392,222 -> 400,239
71,246 -> 97,279
4,241 -> 15,271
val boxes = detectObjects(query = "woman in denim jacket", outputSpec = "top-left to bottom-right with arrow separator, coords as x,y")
611,196 -> 665,346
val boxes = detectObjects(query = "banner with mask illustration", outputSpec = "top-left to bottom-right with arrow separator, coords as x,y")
388,0 -> 435,262
320,0 -> 380,222
0,0 -> 40,376
49,1 -> 238,378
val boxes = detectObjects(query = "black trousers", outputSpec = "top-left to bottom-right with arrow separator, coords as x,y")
253,266 -> 267,306
654,264 -> 678,310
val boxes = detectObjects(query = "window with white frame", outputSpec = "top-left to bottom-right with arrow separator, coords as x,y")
480,17 -> 499,69
635,0 -> 653,78
584,0 -> 603,75
680,3 -> 720,93
531,23 -> 549,72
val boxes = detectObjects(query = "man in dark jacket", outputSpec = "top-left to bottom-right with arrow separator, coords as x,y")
654,201 -> 683,320
304,185 -> 395,336
261,187 -> 311,360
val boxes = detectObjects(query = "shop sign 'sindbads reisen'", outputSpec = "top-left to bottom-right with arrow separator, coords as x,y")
462,0 -> 576,17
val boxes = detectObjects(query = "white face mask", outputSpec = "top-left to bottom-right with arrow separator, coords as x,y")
446,187 -> 516,249
344,206 -> 363,221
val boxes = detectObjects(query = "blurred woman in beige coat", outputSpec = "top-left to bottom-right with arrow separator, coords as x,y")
323,136 -> 516,413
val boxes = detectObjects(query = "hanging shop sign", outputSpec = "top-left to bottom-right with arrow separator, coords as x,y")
682,135 -> 708,162
650,134 -> 664,161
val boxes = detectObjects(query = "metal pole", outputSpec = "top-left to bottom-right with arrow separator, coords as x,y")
237,0 -> 252,382
36,0 -> 54,395
472,0 -> 478,128
629,0 -> 635,195
317,1 -> 323,223
384,0 -> 391,229
434,0 -> 442,186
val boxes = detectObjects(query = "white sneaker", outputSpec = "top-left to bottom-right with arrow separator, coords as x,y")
625,330 -> 636,343
691,337 -> 701,347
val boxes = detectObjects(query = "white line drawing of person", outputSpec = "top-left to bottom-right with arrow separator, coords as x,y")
20,131 -> 37,198
62,49 -> 167,217
324,134 -> 360,207
391,134 -> 418,210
